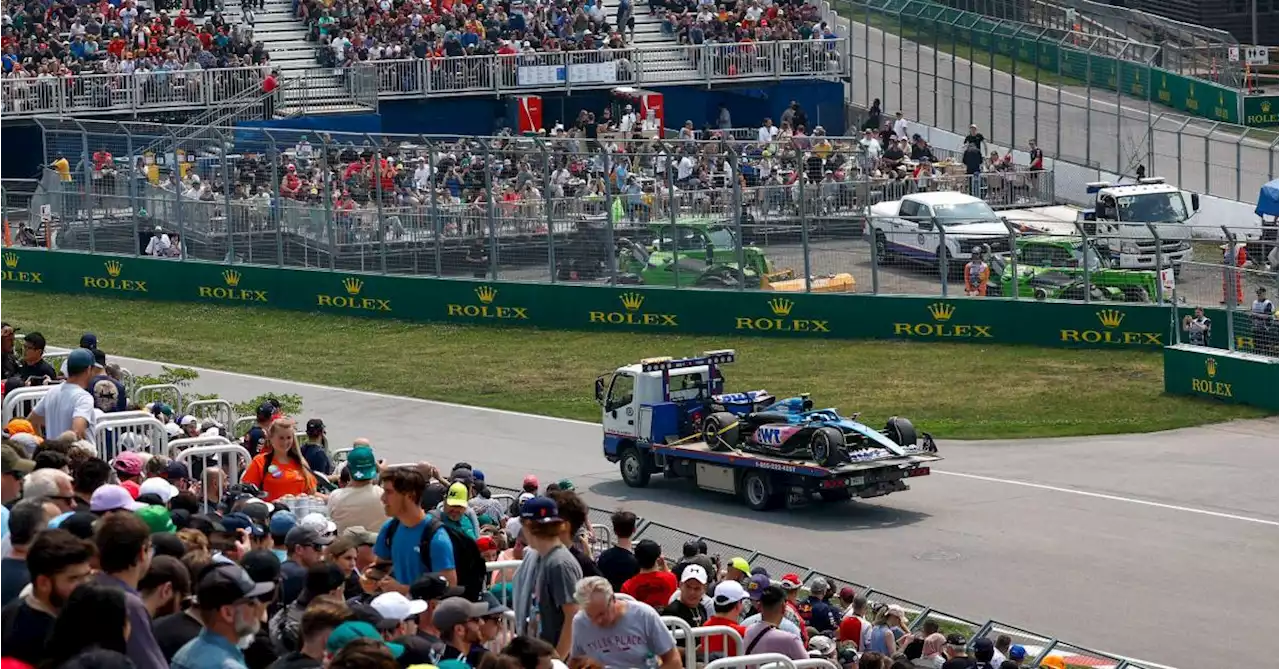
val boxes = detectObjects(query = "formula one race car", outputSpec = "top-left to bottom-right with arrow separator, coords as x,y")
699,391 -> 932,467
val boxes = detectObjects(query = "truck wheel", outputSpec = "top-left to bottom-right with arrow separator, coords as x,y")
809,427 -> 846,467
620,447 -> 651,488
874,231 -> 890,265
740,470 -> 779,511
702,412 -> 740,451
885,416 -> 917,447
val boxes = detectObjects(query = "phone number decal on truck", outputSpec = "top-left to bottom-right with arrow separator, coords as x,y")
756,461 -> 801,473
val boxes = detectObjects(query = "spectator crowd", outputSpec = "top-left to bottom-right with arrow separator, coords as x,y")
2,0 -> 269,112
0,327 -> 1053,669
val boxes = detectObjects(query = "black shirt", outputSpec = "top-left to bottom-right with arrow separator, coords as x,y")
0,597 -> 55,665
280,559 -> 307,608
595,546 -> 639,592
153,611 -> 204,662
570,546 -> 602,579
0,557 -> 30,607
941,656 -> 978,669
440,643 -> 487,666
14,358 -> 57,385
963,132 -> 985,151
662,599 -> 708,627
266,651 -> 323,669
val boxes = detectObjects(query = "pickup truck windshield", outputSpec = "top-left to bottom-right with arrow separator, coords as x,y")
932,202 -> 998,223
1113,193 -> 1189,223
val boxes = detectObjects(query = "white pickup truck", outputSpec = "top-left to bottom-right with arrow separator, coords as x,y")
865,192 -> 1015,275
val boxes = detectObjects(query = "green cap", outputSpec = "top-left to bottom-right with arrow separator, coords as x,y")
556,479 -> 575,491
326,621 -> 404,657
136,505 -> 176,533
347,446 -> 378,482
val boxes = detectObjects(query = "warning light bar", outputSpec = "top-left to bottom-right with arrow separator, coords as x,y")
641,349 -> 736,373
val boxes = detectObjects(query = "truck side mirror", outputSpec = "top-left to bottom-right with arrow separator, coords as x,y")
1190,193 -> 1200,212
594,376 -> 606,405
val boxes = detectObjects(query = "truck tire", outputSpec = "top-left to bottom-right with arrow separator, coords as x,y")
885,416 -> 917,447
620,446 -> 652,488
809,427 -> 846,467
739,470 -> 779,511
874,230 -> 890,265
702,412 -> 740,450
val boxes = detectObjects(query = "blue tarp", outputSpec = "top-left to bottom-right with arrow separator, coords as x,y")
1257,179 -> 1279,218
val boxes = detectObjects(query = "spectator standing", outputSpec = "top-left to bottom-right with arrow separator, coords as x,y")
38,583 -> 132,669
279,525 -> 332,608
1182,307 -> 1212,346
662,564 -> 710,627
93,511 -> 167,669
73,458 -> 112,513
620,539 -> 676,609
433,596 -> 488,665
26,469 -> 77,514
242,419 -> 318,501
270,562 -> 346,654
801,578 -> 840,636
27,348 -> 97,445
912,633 -> 947,668
437,483 -> 479,539
326,444 -> 382,529
172,564 -> 276,669
570,577 -> 681,669
90,350 -> 128,414
397,573 -> 463,664
671,541 -> 714,583
741,585 -> 806,661
1,498 -> 58,606
139,555 -> 192,619
892,111 -> 909,140
594,510 -> 639,591
741,575 -> 803,638
1251,287 -> 1276,354
1,445 -> 34,507
376,467 -> 456,590
300,420 -> 333,476
13,332 -> 57,386
0,529 -> 96,665
1028,139 -> 1044,172
701,580 -> 749,658
511,497 -> 582,659
262,69 -> 279,120
963,125 -> 986,153
939,633 -> 973,669
267,599 -> 349,669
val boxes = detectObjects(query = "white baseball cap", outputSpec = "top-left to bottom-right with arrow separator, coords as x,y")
300,512 -> 336,536
371,591 -> 428,621
713,580 -> 748,605
139,476 -> 179,503
681,564 -> 708,584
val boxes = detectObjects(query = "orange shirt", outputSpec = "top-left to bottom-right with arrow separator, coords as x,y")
242,451 -> 316,501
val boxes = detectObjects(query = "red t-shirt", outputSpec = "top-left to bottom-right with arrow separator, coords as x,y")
837,615 -> 865,648
621,571 -> 678,610
701,616 -> 747,657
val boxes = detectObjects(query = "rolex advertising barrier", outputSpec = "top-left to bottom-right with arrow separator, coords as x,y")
1163,346 -> 1279,411
3,247 -> 1254,352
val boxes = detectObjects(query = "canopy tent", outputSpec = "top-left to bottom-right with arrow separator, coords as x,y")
1257,179 -> 1279,218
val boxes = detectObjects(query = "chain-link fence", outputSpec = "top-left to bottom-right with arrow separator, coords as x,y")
484,484 -> 1161,668
1173,260 -> 1279,358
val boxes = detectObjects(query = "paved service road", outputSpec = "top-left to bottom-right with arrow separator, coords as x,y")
837,15 -> 1277,201
114,356 -> 1278,668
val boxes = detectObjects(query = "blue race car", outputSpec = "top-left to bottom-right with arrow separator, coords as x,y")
700,392 -> 932,467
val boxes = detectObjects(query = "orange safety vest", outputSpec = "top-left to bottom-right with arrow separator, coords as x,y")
964,260 -> 989,296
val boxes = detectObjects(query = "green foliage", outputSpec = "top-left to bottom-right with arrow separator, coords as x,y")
234,393 -> 305,418
126,365 -> 303,418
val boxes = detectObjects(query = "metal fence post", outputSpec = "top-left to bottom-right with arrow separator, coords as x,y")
668,158 -> 680,289
1079,220 -> 1090,303
602,145 -> 617,285
1222,224 -> 1237,351
216,128 -> 235,264
542,140 -> 556,283
80,126 -> 95,254
1003,218 -> 1018,299
937,219 -> 948,297
372,139 -> 387,274
125,127 -> 138,256
799,174 -> 810,291
729,149 -> 745,292
429,139 -> 442,278
322,135 -> 335,271
1147,222 -> 1164,305
484,144 -> 498,281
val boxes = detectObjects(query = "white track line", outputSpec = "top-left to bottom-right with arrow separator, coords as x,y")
934,470 -> 1279,526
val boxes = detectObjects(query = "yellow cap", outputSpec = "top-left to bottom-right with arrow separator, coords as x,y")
445,482 -> 469,507
729,557 -> 751,574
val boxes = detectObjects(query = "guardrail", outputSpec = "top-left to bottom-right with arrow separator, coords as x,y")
0,65 -> 272,120
480,484 -> 1164,668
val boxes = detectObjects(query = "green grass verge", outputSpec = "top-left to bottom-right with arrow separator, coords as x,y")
4,290 -> 1267,439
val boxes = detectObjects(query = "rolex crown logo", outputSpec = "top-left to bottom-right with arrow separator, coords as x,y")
927,302 -> 955,321
767,297 -> 794,316
2,253 -> 16,269
475,285 -> 497,304
1205,357 -> 1217,378
619,292 -> 645,312
1263,101 -> 1273,113
222,269 -> 242,287
1096,309 -> 1124,328
104,260 -> 123,277
342,277 -> 364,295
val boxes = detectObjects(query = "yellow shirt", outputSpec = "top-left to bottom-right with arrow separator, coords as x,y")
52,157 -> 71,182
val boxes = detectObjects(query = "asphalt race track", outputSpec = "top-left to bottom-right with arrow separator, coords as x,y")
111,355 -> 1279,668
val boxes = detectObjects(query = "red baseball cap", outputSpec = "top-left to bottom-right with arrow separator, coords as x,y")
121,480 -> 141,499
476,536 -> 497,552
522,474 -> 539,488
780,573 -> 802,589
838,586 -> 857,600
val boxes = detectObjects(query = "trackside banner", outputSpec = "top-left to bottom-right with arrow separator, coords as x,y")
9,248 -> 1242,350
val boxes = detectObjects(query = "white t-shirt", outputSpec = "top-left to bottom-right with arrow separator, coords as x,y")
677,156 -> 696,181
31,381 -> 96,446
327,482 -> 388,534
758,125 -> 778,143
892,117 -> 909,140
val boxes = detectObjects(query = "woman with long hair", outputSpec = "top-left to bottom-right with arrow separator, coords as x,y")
241,418 -> 318,501
40,583 -> 132,669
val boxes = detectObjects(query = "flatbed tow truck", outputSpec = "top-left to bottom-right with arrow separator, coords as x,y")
596,350 -> 941,510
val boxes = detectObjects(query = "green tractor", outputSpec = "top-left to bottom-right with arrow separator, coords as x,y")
987,236 -> 1159,302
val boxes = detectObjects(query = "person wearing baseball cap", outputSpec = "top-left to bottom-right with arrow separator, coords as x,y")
741,575 -> 804,639
2,444 -> 35,504
90,484 -> 147,514
298,419 -> 332,476
703,580 -> 749,657
398,572 -> 464,661
171,564 -> 274,669
1007,644 -> 1027,664
663,563 -> 711,627
439,482 -> 479,539
327,445 -> 385,535
776,573 -> 810,644
370,591 -> 428,636
280,526 -> 332,608
325,621 -> 405,659
433,596 -> 488,665
512,496 -> 582,658
803,577 -> 840,636
139,477 -> 179,505
726,556 -> 752,583
27,347 -> 98,447
521,474 -> 538,494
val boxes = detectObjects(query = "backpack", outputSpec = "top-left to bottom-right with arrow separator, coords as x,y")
383,515 -> 486,601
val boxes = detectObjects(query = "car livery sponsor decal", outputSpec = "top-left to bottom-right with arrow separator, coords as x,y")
754,425 -> 803,446
756,461 -> 800,473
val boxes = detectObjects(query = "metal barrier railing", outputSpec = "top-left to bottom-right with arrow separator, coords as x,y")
133,383 -> 185,413
1,385 -> 53,425
175,443 -> 253,514
184,399 -> 236,429
94,413 -> 168,461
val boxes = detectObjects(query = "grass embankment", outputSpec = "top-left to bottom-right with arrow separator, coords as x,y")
2,290 -> 1267,439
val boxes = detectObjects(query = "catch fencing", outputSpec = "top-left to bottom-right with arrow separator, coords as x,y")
1172,260 -> 1279,359
827,0 -> 1279,202
482,482 -> 1164,668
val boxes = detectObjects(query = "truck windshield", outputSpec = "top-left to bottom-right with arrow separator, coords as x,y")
933,202 -> 998,223
1114,193 -> 1188,223
705,226 -> 736,249
1076,246 -> 1104,270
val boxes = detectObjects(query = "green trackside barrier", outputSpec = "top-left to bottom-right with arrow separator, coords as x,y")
1163,344 -> 1279,410
12,248 -> 1258,351
1242,95 -> 1279,129
856,0 -> 1243,125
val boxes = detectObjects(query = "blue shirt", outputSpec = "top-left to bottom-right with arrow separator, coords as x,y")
375,516 -> 455,585
300,443 -> 333,475
172,628 -> 248,669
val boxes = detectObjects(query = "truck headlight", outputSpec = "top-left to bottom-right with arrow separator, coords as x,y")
1120,242 -> 1140,254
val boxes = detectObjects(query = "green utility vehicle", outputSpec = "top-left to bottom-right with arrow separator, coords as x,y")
987,236 -> 1160,302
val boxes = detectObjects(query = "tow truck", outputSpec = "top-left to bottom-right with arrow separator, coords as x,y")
596,350 -> 941,511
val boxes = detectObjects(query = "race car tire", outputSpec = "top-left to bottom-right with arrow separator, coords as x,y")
740,470 -> 779,511
620,447 -> 652,488
885,416 -> 917,447
702,412 -> 741,451
810,427 -> 845,467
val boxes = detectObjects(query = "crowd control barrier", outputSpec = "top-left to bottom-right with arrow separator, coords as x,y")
2,385 -> 52,425
705,653 -> 837,669
94,412 -> 168,460
133,383 -> 184,412
167,435 -> 235,457
663,616 -> 748,668
185,399 -> 236,428
175,443 -> 252,513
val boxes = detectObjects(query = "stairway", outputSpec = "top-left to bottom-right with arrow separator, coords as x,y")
621,3 -> 705,84
217,0 -> 373,115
